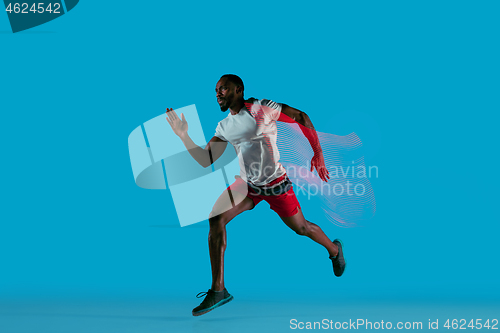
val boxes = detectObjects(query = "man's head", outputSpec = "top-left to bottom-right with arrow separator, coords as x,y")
216,74 -> 244,112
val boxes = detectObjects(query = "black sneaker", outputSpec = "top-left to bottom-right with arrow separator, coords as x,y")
192,288 -> 234,316
330,239 -> 346,277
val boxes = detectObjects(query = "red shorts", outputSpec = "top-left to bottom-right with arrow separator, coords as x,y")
227,175 -> 301,218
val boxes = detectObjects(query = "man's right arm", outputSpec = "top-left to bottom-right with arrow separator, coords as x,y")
166,108 -> 227,168
179,134 -> 227,168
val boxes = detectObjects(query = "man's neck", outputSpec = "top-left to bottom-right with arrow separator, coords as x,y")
229,98 -> 245,115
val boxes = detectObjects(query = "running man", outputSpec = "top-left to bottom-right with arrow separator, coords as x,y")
165,74 -> 346,316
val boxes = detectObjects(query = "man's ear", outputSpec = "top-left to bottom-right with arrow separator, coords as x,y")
236,86 -> 244,95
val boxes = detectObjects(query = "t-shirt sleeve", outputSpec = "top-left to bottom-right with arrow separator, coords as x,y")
260,99 -> 283,121
214,122 -> 227,142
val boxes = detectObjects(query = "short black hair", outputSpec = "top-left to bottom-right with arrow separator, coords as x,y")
220,74 -> 244,92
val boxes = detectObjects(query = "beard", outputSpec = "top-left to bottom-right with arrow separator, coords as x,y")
218,92 -> 234,112
218,98 -> 230,112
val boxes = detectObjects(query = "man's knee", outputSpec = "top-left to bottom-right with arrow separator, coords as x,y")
208,210 -> 217,220
294,222 -> 311,236
208,214 -> 227,231
208,215 -> 226,245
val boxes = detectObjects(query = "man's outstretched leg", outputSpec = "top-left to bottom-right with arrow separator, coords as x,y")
192,187 -> 255,316
280,207 -> 346,277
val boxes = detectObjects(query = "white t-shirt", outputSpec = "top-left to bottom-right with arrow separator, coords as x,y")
214,98 -> 286,186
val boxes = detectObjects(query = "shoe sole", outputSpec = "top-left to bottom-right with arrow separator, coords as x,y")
192,295 -> 234,316
333,239 -> 346,277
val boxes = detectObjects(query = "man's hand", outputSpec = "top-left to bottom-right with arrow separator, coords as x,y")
166,108 -> 188,139
311,153 -> 330,182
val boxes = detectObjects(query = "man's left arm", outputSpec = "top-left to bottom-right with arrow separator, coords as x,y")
279,104 -> 330,182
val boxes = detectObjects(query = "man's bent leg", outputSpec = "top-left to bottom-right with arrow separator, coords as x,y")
280,207 -> 338,257
280,207 -> 346,277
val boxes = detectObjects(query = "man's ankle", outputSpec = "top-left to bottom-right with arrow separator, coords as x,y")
330,243 -> 339,257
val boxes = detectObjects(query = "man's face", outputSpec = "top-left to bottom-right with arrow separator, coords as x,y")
215,78 -> 238,112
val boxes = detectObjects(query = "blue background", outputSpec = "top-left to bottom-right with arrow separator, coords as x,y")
1,1 -> 498,331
